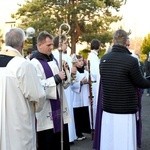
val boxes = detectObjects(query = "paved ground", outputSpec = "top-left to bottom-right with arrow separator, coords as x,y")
70,92 -> 150,150
70,133 -> 93,150
138,92 -> 150,150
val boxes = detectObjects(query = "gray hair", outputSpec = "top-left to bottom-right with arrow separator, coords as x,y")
5,28 -> 25,49
113,29 -> 128,46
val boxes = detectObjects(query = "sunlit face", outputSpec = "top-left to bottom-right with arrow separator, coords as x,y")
126,39 -> 130,48
62,39 -> 68,53
38,37 -> 53,55
77,57 -> 84,68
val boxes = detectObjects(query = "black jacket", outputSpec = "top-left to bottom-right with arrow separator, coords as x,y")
145,58 -> 150,76
100,45 -> 150,114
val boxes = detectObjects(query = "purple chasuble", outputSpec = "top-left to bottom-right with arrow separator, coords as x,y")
38,59 -> 63,133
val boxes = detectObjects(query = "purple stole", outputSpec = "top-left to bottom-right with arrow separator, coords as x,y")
38,59 -> 62,133
136,88 -> 142,148
93,80 -> 102,150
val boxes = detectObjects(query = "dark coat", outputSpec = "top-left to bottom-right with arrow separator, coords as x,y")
100,45 -> 150,114
145,57 -> 150,76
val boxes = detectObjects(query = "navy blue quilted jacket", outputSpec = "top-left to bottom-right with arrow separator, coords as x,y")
100,45 -> 150,114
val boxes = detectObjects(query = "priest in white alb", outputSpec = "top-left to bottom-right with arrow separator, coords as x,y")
0,28 -> 46,150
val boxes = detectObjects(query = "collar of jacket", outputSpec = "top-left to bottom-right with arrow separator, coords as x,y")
32,51 -> 54,62
112,45 -> 132,55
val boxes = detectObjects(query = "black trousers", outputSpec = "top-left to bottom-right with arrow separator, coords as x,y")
37,124 -> 70,150
73,106 -> 91,137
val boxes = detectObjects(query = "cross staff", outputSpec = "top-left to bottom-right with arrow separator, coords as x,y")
88,60 -> 96,140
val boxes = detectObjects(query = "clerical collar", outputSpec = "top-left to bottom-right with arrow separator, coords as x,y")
31,51 -> 54,62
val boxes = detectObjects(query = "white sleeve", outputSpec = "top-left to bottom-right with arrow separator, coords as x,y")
30,58 -> 57,99
17,61 -> 46,112
88,56 -> 100,81
71,81 -> 81,93
70,72 -> 82,93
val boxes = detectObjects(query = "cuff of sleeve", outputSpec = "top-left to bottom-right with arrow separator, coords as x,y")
54,74 -> 62,85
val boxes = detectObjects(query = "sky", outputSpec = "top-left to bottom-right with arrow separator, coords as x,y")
0,0 -> 24,20
115,0 -> 150,38
0,0 -> 150,39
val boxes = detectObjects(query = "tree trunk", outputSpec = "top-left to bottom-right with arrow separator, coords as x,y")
71,33 -> 76,54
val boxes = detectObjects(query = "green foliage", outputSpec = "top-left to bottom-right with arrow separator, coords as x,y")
78,49 -> 90,59
140,54 -> 147,63
141,33 -> 150,56
12,0 -> 126,54
78,47 -> 105,59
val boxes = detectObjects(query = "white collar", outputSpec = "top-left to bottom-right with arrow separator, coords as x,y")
91,50 -> 98,55
0,46 -> 22,57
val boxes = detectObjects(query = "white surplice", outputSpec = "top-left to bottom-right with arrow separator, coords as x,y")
0,47 -> 45,150
52,49 -> 72,68
71,70 -> 91,134
71,70 -> 90,108
31,58 -> 71,132
87,50 -> 100,129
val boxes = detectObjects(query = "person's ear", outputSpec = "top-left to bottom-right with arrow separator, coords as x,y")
22,41 -> 25,48
37,42 -> 42,49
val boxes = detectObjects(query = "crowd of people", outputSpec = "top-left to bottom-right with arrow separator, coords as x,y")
0,27 -> 150,150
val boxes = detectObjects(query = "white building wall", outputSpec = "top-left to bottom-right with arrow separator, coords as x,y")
0,0 -> 25,48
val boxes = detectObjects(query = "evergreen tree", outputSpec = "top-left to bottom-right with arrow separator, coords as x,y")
12,0 -> 126,54
141,33 -> 150,56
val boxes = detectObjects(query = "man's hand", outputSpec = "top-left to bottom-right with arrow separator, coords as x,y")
58,71 -> 66,80
81,77 -> 88,84
62,60 -> 69,70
